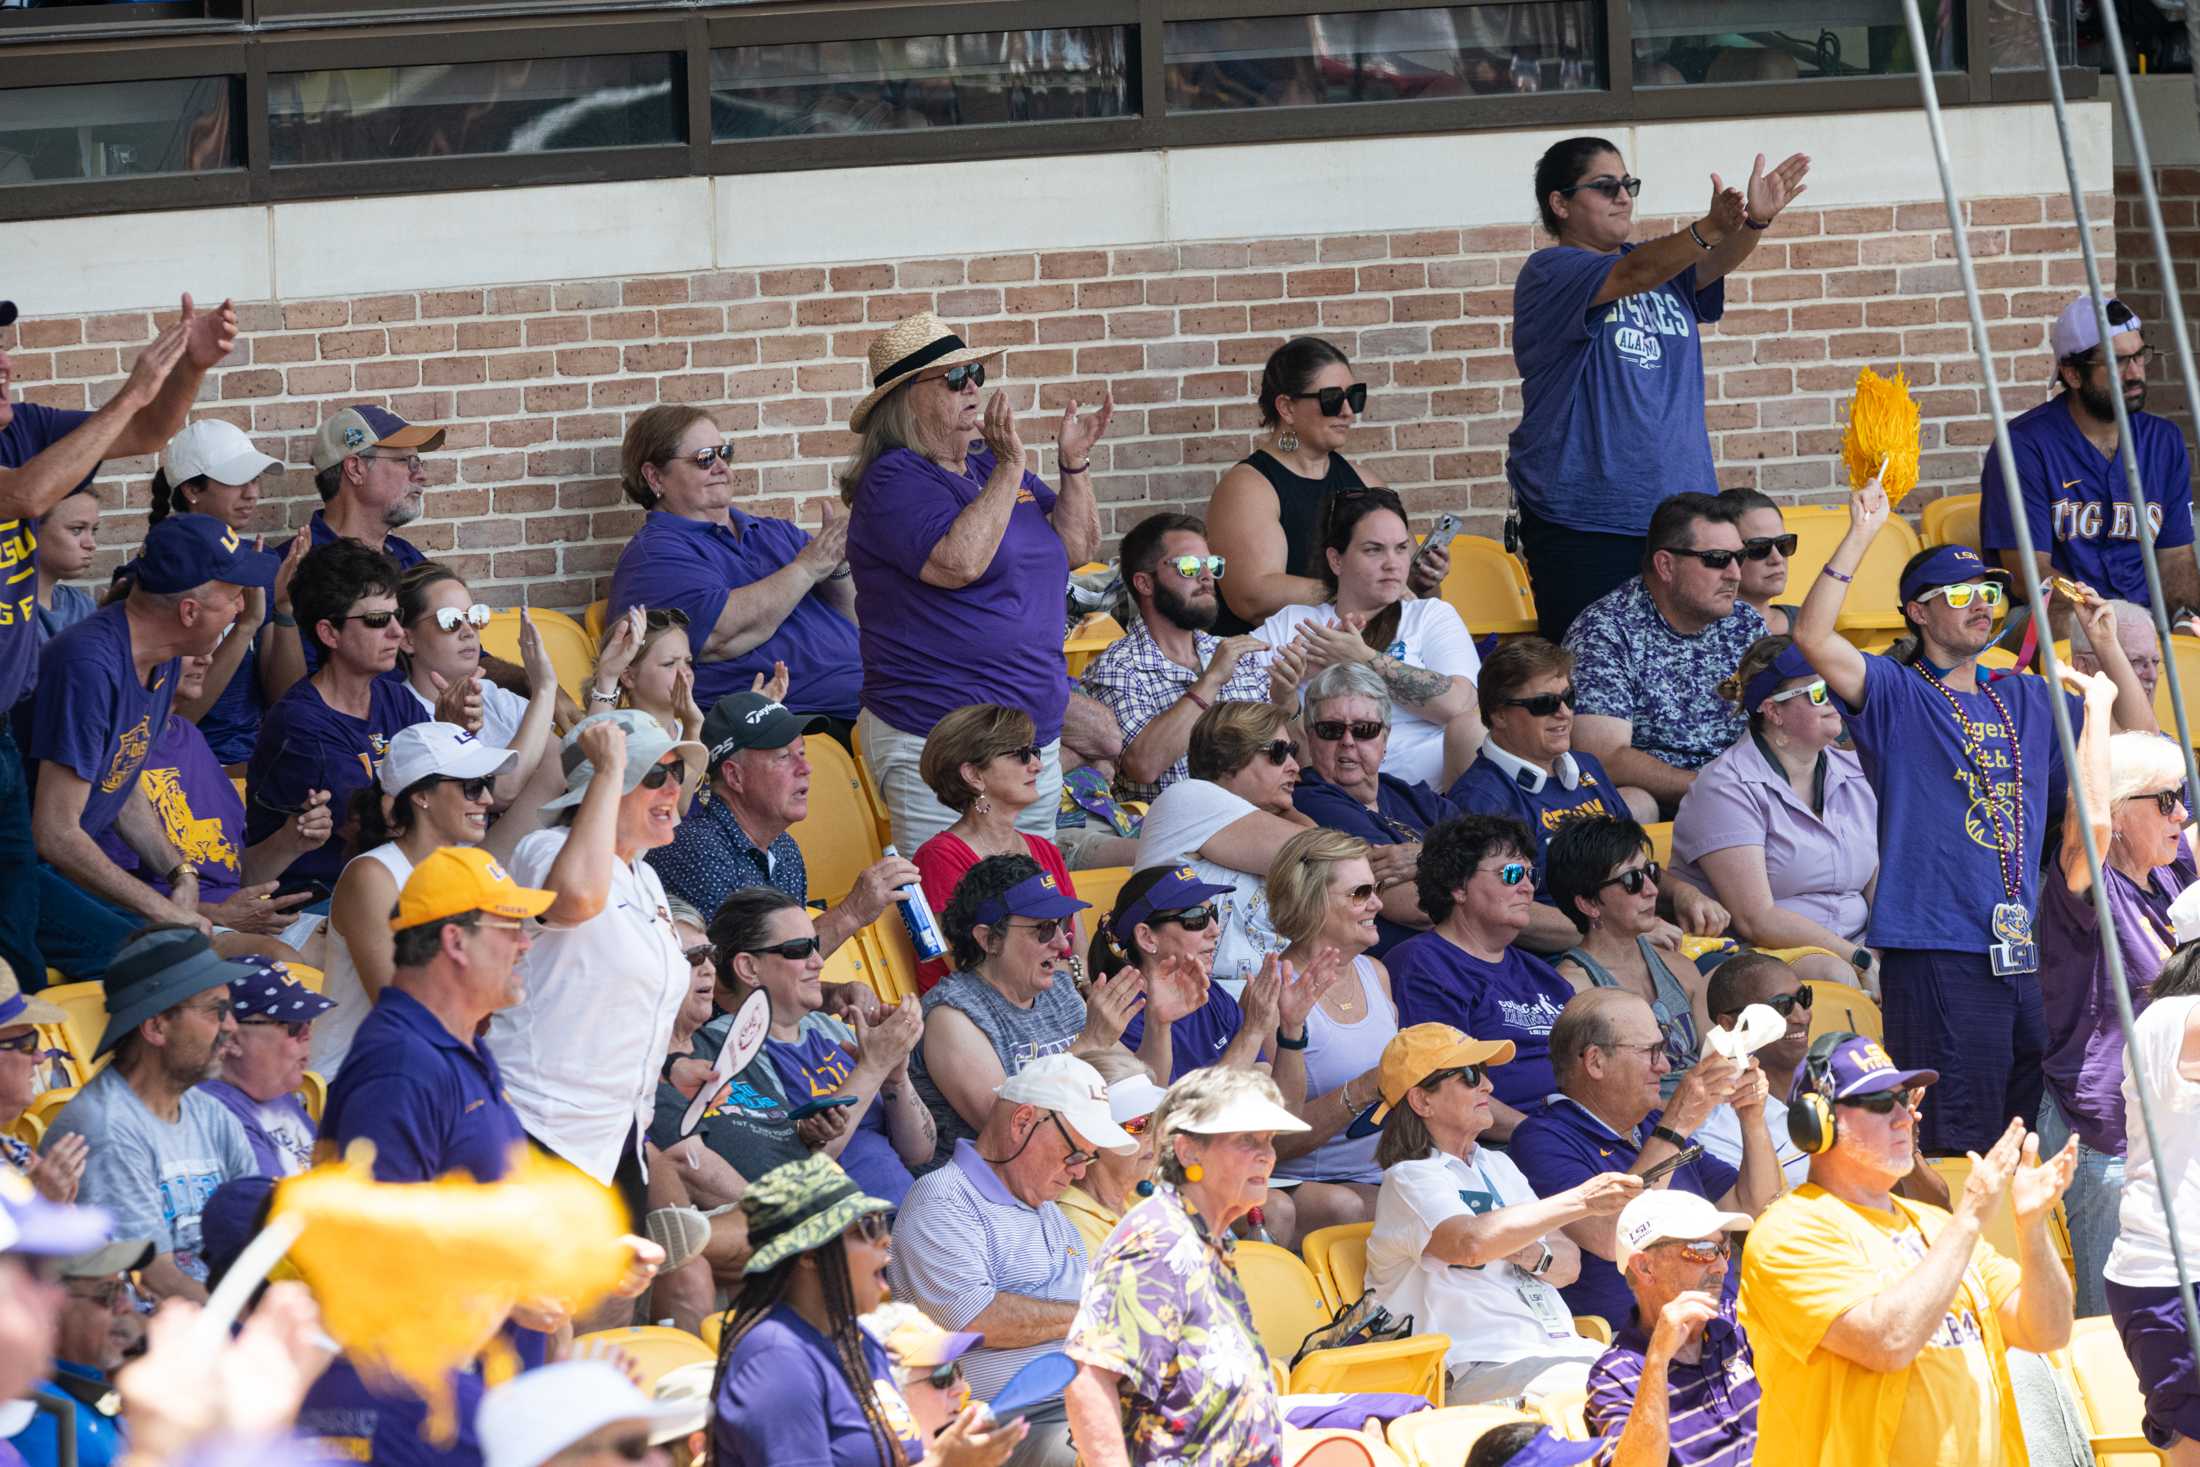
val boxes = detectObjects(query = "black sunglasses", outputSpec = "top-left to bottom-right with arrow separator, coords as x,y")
337,610 -> 399,629
1763,987 -> 1814,1016
994,743 -> 1043,766
1003,917 -> 1066,945
1559,175 -> 1643,200
1500,687 -> 1577,717
1741,534 -> 1799,561
940,362 -> 986,392
1259,739 -> 1299,767
1598,860 -> 1662,896
1150,905 -> 1216,932
738,936 -> 821,961
917,1359 -> 965,1391
1661,546 -> 1742,570
1289,383 -> 1368,417
1311,719 -> 1385,743
682,944 -> 715,969
238,1017 -> 311,1040
1427,1063 -> 1486,1089
436,775 -> 494,801
639,760 -> 688,791
1843,1086 -> 1925,1115
600,1436 -> 653,1463
2143,789 -> 2184,817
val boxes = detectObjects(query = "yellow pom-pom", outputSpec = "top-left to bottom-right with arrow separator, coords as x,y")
1842,365 -> 1923,507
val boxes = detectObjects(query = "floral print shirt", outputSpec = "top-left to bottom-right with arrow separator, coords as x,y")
1562,576 -> 1767,771
1066,1191 -> 1283,1467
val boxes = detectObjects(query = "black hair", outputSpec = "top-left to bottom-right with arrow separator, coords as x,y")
1319,486 -> 1409,654
313,463 -> 344,504
1119,512 -> 1206,593
2056,298 -> 2140,389
1716,486 -> 1780,519
1090,864 -> 1182,979
348,772 -> 443,856
711,1237 -> 906,1467
1533,135 -> 1623,235
1546,815 -> 1655,934
146,469 -> 204,527
1706,951 -> 1797,1019
292,539 -> 400,655
940,852 -> 1042,973
1642,491 -> 1740,578
391,912 -> 475,969
1415,814 -> 1536,925
1465,1422 -> 1547,1467
1256,336 -> 1351,429
1885,545 -> 1944,668
707,887 -> 803,966
2151,942 -> 2200,1001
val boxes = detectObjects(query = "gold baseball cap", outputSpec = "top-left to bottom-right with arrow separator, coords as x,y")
1372,1023 -> 1516,1122
390,846 -> 554,932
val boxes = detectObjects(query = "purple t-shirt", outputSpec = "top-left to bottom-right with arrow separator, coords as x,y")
1121,987 -> 1248,1081
608,508 -> 860,719
1386,930 -> 1572,1117
26,603 -> 178,839
244,674 -> 426,892
766,1024 -> 913,1208
275,512 -> 424,675
0,403 -> 93,710
2038,847 -> 2194,1155
846,445 -> 1069,743
95,713 -> 246,905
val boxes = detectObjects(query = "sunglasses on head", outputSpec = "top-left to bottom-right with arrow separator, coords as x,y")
1741,534 -> 1799,561
1663,545 -> 1742,570
1168,554 -> 1225,581
338,610 -> 399,629
939,362 -> 986,392
1289,383 -> 1369,417
1559,174 -> 1643,200
643,607 -> 691,630
1482,860 -> 1530,887
679,444 -> 736,469
738,936 -> 821,962
993,743 -> 1043,766
1502,687 -> 1578,718
1599,860 -> 1662,896
1260,739 -> 1299,767
1151,905 -> 1216,932
639,760 -> 688,791
1659,1237 -> 1733,1264
1768,680 -> 1830,708
1842,1086 -> 1925,1115
1919,581 -> 2005,609
1312,719 -> 1385,743
429,603 -> 492,633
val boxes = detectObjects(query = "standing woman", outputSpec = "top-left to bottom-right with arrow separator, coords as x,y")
1063,1066 -> 1305,1467
840,311 -> 1113,852
1508,136 -> 1809,641
1205,337 -> 1447,637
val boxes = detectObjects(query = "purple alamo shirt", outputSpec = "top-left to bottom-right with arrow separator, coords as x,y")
845,445 -> 1069,744
2038,844 -> 2194,1155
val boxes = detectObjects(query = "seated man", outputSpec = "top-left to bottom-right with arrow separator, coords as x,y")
1586,1190 -> 1759,1466
1563,493 -> 1767,815
1512,989 -> 1783,1326
28,515 -> 279,974
45,925 -> 259,1302
1738,1034 -> 2077,1467
889,1053 -> 1136,1467
1698,953 -> 1812,1188
1078,512 -> 1273,801
197,959 -> 332,1178
13,1236 -> 154,1467
2070,596 -> 2164,699
648,690 -> 916,959
1982,296 -> 2200,633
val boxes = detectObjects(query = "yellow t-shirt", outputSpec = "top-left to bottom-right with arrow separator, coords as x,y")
1058,1185 -> 1123,1264
1737,1183 -> 2027,1467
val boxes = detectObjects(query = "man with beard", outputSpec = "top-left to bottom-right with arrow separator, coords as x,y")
1793,480 -> 2154,1157
1981,296 -> 2200,632
1078,513 -> 1277,801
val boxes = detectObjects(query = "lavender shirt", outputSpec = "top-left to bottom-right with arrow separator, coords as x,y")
2038,845 -> 2194,1155
1670,736 -> 1880,946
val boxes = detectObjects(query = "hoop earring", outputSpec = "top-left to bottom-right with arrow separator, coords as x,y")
1277,428 -> 1300,455
974,794 -> 993,817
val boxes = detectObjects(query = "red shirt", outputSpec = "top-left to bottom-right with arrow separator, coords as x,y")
910,830 -> 1077,991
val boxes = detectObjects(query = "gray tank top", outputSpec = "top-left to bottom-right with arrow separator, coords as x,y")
910,970 -> 1088,1172
1562,937 -> 1699,1097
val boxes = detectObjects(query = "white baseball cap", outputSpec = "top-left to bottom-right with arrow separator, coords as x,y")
478,1361 -> 705,1467
161,420 -> 283,488
1613,1190 -> 1751,1273
2049,295 -> 2143,361
997,1054 -> 1138,1155
376,722 -> 518,796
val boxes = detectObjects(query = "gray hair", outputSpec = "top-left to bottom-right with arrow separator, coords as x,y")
2069,598 -> 2154,655
666,897 -> 707,931
1152,1066 -> 1291,1186
1304,660 -> 1393,726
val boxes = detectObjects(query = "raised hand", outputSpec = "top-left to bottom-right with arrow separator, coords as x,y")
1297,618 -> 1376,671
936,1401 -> 1030,1467
846,854 -> 923,926
28,1131 -> 86,1203
1647,1290 -> 1723,1367
1956,1116 -> 2027,1228
118,321 -> 190,413
576,713 -> 628,781
272,527 -> 309,619
1705,175 -> 1749,238
593,607 -> 644,696
428,669 -> 485,735
1076,968 -> 1146,1050
1239,954 -> 1283,1038
178,293 -> 239,371
1665,1052 -> 1739,1136
1851,463 -> 1892,541
1057,387 -> 1116,468
289,788 -> 334,850
1745,152 -> 1811,224
796,500 -> 850,580
518,608 -> 559,696
1206,635 -> 1268,685
750,660 -> 790,704
1145,954 -> 1210,1026
1407,535 -> 1450,597
1566,1169 -> 1644,1217
2010,1129 -> 2079,1226
855,997 -> 924,1073
671,663 -> 703,733
1278,947 -> 1346,1036
1267,632 -> 1311,705
980,391 -> 1025,473
1730,1058 -> 1770,1117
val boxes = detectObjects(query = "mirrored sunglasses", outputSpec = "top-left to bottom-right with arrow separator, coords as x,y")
1168,554 -> 1225,581
1768,680 -> 1830,708
430,603 -> 493,632
1482,861 -> 1530,887
941,362 -> 986,392
1921,581 -> 2005,609
1660,1237 -> 1733,1264
1311,719 -> 1385,742
681,444 -> 736,468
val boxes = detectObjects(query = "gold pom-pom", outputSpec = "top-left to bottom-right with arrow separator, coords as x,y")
1842,365 -> 1922,506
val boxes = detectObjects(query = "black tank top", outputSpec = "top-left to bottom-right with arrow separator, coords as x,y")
1214,448 -> 1367,634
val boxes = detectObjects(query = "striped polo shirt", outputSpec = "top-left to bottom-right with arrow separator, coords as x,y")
1585,1308 -> 1760,1466
886,1137 -> 1088,1402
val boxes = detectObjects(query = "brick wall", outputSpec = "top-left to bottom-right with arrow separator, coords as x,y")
6,189 -> 2115,612
2115,163 -> 2200,487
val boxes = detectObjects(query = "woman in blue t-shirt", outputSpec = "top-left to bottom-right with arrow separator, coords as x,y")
1507,136 -> 1809,641
30,484 -> 100,659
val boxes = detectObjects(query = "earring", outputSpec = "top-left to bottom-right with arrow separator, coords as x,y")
1182,1162 -> 1204,1184
974,794 -> 993,817
1277,428 -> 1300,455
1135,1180 -> 1154,1198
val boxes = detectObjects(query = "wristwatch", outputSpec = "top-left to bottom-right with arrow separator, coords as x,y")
1850,948 -> 1873,973
1530,1242 -> 1554,1278
164,861 -> 200,886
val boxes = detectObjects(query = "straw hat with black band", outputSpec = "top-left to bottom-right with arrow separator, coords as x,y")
848,313 -> 1004,433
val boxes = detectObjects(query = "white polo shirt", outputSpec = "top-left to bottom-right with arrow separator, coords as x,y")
488,826 -> 687,1183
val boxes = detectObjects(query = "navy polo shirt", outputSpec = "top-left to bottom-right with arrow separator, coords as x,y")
1511,1095 -> 1738,1325
1448,747 -> 1627,907
322,987 -> 526,1185
1294,768 -> 1456,956
277,512 -> 424,674
1120,987 -> 1248,1081
608,508 -> 862,719
0,403 -> 91,711
647,794 -> 807,919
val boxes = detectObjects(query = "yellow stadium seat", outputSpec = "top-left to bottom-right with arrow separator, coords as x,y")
39,983 -> 108,1070
1302,1222 -> 1372,1313
1439,536 -> 1538,638
823,926 -> 894,1009
1978,644 -> 2024,672
1677,935 -> 1738,966
2057,1315 -> 2168,1466
5,1110 -> 42,1149
1925,1156 -> 2075,1284
2155,636 -> 2200,748
298,1070 -> 328,1126
1536,1389 -> 1590,1440
1572,1315 -> 1613,1346
788,734 -> 884,907
479,608 -> 596,708
26,1086 -> 77,1134
571,1325 -> 714,1392
31,1029 -> 84,1094
864,917 -> 922,1004
283,963 -> 326,993
1781,505 -> 1924,633
1064,613 -> 1126,679
1070,865 -> 1135,970
1802,978 -> 1883,1044
700,1311 -> 724,1353
583,599 -> 608,647
1386,1406 -> 1537,1467
1921,492 -> 1983,551
1235,1240 -> 1449,1405
1644,821 -> 1673,867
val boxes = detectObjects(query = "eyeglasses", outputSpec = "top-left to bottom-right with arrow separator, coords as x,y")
1558,175 -> 1643,200
1842,1086 -> 1926,1115
1288,383 -> 1368,417
183,998 -> 234,1022
1500,688 -> 1576,717
361,452 -> 424,473
1599,1035 -> 1670,1061
338,610 -> 399,629
2114,346 -> 2157,372
1311,719 -> 1386,743
993,743 -> 1043,766
65,1279 -> 139,1311
937,362 -> 986,392
1659,1237 -> 1733,1264
1480,861 -> 1530,887
1150,905 -> 1216,932
1741,534 -> 1799,561
1919,581 -> 2005,609
737,936 -> 821,962
1259,739 -> 1299,767
1168,554 -> 1226,581
1661,546 -> 1742,570
1598,861 -> 1662,896
638,760 -> 688,791
1767,680 -> 1830,708
678,444 -> 736,468
429,603 -> 492,632
682,944 -> 715,969
239,1017 -> 312,1040
1003,918 -> 1066,945
850,1211 -> 891,1245
2139,789 -> 2185,817
1049,1112 -> 1099,1167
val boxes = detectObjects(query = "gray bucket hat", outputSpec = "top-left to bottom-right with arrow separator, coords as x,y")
543,708 -> 705,812
96,928 -> 260,1057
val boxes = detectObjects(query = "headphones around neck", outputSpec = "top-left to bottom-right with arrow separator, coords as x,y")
1786,1030 -> 1859,1156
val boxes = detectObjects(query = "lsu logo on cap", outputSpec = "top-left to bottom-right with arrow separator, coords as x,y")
219,527 -> 241,553
1855,1040 -> 1895,1072
484,858 -> 512,882
1039,874 -> 1058,892
1173,865 -> 1197,882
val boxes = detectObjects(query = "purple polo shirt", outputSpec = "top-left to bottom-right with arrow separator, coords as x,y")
1670,737 -> 1880,946
0,403 -> 93,709
322,987 -> 526,1185
1294,768 -> 1458,956
1386,931 -> 1572,1117
1586,1307 -> 1760,1465
26,603 -> 178,839
244,674 -> 426,892
1447,747 -> 1627,911
608,508 -> 860,719
846,445 -> 1069,743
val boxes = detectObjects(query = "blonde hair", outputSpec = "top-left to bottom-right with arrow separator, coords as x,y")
1267,827 -> 1372,947
1187,701 -> 1290,782
837,380 -> 928,504
2112,731 -> 2189,807
1080,1047 -> 1151,1087
1152,1066 -> 1292,1186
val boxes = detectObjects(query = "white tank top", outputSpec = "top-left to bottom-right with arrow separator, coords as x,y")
2107,994 -> 2200,1288
1274,955 -> 1397,1186
308,842 -> 417,1079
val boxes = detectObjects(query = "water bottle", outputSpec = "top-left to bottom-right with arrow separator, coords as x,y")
1245,1207 -> 1277,1245
883,844 -> 947,961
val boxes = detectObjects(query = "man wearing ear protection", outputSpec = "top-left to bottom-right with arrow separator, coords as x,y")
1737,1033 -> 2078,1467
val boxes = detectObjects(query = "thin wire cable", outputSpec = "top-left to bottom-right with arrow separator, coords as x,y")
1897,0 -> 2200,1377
